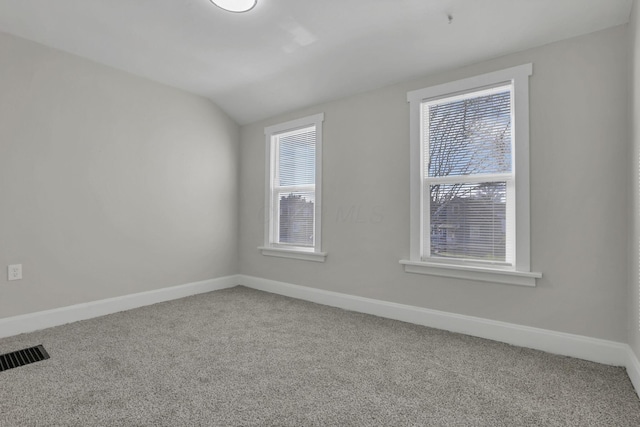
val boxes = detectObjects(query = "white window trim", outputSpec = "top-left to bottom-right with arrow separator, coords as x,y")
258,246 -> 328,262
401,64 -> 541,286
260,113 -> 326,262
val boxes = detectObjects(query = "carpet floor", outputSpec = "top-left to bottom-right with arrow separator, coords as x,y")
1,286 -> 639,426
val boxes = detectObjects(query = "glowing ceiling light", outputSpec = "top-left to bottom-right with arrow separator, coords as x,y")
209,0 -> 257,13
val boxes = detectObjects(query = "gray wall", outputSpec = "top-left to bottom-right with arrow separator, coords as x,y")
0,32 -> 239,318
630,0 -> 640,359
240,25 -> 629,342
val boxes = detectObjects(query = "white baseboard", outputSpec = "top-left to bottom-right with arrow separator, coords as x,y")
2,273 -> 637,396
627,347 -> 640,397
0,275 -> 239,339
238,275 -> 629,367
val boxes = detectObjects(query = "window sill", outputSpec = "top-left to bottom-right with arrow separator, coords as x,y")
399,259 -> 541,287
259,247 -> 327,262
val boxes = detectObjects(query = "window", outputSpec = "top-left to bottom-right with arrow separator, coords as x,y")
400,64 -> 541,286
259,113 -> 326,262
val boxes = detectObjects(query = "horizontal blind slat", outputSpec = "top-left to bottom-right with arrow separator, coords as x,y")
425,181 -> 508,263
424,90 -> 512,179
278,126 -> 316,186
274,124 -> 316,247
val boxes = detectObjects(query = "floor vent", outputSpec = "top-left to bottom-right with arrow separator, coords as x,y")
0,345 -> 50,372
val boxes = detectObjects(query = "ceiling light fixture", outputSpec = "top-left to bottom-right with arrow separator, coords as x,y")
209,0 -> 257,13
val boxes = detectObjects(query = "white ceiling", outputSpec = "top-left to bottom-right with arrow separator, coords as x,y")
0,0 -> 632,125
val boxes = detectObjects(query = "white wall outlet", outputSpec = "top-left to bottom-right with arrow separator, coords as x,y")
8,264 -> 22,281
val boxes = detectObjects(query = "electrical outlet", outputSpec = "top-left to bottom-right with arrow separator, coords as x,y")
8,264 -> 22,281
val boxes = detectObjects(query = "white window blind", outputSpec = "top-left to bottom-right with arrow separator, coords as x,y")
271,125 -> 316,247
422,84 -> 515,265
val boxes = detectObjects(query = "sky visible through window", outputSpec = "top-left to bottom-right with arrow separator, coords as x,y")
427,90 -> 512,179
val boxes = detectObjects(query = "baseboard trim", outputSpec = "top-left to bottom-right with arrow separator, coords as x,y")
627,347 -> 640,397
0,275 -> 239,339
2,273 -> 636,395
238,275 -> 628,367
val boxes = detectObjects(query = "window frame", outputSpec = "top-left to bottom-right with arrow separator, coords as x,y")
401,64 -> 541,286
259,113 -> 327,262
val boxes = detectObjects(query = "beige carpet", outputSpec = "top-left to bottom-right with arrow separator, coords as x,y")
1,286 -> 639,426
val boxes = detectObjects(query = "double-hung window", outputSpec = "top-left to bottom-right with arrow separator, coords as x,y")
401,64 -> 541,286
259,113 -> 326,262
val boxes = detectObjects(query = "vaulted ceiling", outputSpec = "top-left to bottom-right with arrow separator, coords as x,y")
0,0 -> 632,124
